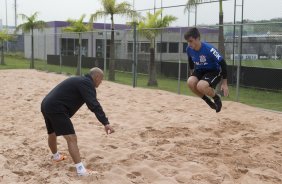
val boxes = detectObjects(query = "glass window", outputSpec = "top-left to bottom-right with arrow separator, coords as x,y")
140,42 -> 150,53
128,42 -> 133,53
169,42 -> 179,53
183,42 -> 188,53
61,38 -> 88,56
157,42 -> 167,53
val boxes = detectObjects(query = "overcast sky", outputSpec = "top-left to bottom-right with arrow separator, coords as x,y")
0,0 -> 281,27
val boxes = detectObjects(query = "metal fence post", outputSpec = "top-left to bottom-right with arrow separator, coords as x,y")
44,33 -> 47,70
133,22 -> 137,88
104,16 -> 107,79
59,33 -> 62,73
236,0 -> 244,101
177,28 -> 182,94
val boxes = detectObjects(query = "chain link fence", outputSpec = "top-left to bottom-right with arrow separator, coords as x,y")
1,21 -> 282,111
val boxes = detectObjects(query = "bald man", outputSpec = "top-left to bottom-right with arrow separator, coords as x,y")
41,67 -> 114,176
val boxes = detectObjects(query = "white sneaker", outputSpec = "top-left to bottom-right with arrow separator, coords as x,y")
77,169 -> 98,176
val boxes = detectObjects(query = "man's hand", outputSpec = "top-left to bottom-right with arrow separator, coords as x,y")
221,79 -> 229,97
104,124 -> 115,135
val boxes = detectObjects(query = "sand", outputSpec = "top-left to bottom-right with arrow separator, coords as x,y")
0,69 -> 281,184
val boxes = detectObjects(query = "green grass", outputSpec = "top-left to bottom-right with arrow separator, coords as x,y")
113,71 -> 282,111
226,59 -> 282,69
1,55 -> 282,112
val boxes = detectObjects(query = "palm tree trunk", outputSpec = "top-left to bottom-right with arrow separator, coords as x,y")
148,47 -> 158,86
76,33 -> 82,76
109,14 -> 115,81
31,28 -> 34,69
218,0 -> 225,58
0,41 -> 5,65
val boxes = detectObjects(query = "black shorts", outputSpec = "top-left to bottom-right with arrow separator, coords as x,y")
42,112 -> 75,136
192,70 -> 222,88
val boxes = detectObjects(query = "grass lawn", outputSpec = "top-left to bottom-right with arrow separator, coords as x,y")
1,55 -> 282,112
226,59 -> 282,69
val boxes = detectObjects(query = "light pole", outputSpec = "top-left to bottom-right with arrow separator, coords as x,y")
154,0 -> 156,13
5,0 -> 8,29
5,0 -> 9,52
14,0 -> 17,27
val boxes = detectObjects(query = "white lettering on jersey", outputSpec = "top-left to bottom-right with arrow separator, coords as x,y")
210,48 -> 221,60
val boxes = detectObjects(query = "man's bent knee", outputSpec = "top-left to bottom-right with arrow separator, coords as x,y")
197,80 -> 210,93
187,76 -> 198,89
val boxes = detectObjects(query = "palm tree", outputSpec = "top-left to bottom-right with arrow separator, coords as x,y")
0,30 -> 13,65
137,9 -> 176,86
63,14 -> 90,76
185,0 -> 200,26
185,0 -> 225,57
90,0 -> 138,81
16,12 -> 45,69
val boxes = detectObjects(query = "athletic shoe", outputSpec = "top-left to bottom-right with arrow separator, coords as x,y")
52,155 -> 67,162
213,94 -> 222,113
78,169 -> 98,176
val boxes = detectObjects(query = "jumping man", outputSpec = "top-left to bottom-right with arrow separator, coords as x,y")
184,27 -> 229,112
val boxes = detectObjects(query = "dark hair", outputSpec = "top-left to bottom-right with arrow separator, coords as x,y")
184,27 -> 200,40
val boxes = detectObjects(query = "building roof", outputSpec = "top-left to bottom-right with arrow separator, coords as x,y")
46,21 -> 219,33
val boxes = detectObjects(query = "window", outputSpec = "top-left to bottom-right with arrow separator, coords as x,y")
96,39 -> 110,58
61,38 -> 88,56
157,42 -> 167,53
127,42 -> 133,53
183,42 -> 188,53
169,42 -> 179,53
140,42 -> 150,53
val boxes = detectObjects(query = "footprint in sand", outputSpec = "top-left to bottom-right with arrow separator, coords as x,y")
157,168 -> 178,177
140,127 -> 191,140
129,152 -> 148,161
89,156 -> 104,163
108,145 -> 118,149
126,171 -> 142,179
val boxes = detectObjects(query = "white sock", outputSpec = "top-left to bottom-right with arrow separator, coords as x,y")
75,162 -> 86,174
53,152 -> 61,160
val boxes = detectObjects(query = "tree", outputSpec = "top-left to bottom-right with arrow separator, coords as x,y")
16,12 -> 45,69
90,0 -> 137,81
0,30 -> 13,65
185,0 -> 225,57
63,14 -> 90,76
137,9 -> 176,86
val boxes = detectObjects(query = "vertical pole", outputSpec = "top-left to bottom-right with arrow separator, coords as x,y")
160,0 -> 163,74
104,16 -> 107,79
187,7 -> 190,79
44,33 -> 46,70
188,8 -> 190,27
236,0 -> 244,101
15,0 -> 17,27
177,28 -> 182,95
232,0 -> 237,85
79,33 -> 82,76
195,5 -> 197,26
133,22 -> 137,88
154,0 -> 156,14
5,0 -> 9,52
5,0 -> 8,29
59,34 -> 62,73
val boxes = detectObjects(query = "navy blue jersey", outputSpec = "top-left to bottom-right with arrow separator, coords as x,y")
186,42 -> 223,71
